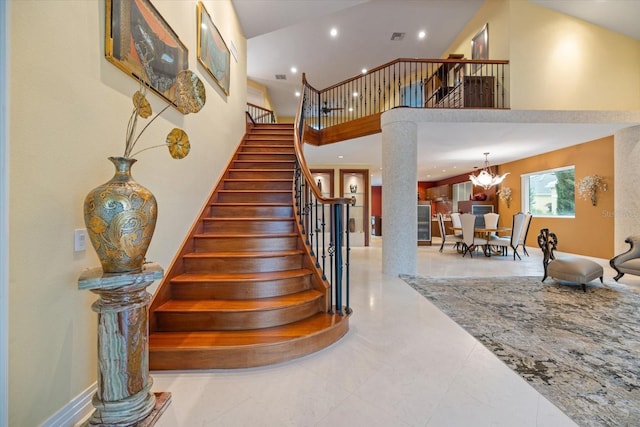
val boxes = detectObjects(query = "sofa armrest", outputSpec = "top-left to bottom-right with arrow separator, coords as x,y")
611,235 -> 640,266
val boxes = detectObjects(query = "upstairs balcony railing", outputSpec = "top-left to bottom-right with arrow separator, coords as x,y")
301,58 -> 509,130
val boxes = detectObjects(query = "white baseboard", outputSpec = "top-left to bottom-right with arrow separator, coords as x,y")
40,383 -> 96,427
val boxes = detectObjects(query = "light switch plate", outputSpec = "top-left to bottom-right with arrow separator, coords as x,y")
74,228 -> 87,252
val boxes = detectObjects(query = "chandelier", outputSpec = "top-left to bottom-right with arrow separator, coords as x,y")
469,152 -> 509,190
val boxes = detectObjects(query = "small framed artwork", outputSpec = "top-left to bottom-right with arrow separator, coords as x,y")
105,0 -> 189,109
197,2 -> 231,95
471,23 -> 488,73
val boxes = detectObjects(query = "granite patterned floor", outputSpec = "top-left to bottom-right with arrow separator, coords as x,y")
401,274 -> 640,427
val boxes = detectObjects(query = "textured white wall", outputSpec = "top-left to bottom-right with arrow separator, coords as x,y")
8,1 -> 246,425
381,112 -> 417,276
614,126 -> 640,252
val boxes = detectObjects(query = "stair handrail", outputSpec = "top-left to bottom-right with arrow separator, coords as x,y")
293,73 -> 352,316
246,102 -> 276,124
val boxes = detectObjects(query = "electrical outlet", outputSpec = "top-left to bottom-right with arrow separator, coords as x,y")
74,228 -> 87,252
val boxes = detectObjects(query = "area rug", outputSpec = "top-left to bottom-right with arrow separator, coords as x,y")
399,275 -> 640,427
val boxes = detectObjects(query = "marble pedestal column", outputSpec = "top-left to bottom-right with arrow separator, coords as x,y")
78,263 -> 170,426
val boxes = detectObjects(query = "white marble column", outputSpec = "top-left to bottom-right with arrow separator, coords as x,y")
381,116 -> 417,276
614,125 -> 640,252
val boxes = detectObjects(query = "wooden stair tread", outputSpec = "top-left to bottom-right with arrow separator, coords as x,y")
224,179 -> 292,182
203,217 -> 295,222
183,250 -> 303,258
193,232 -> 297,238
227,168 -> 294,172
218,189 -> 291,193
149,313 -> 346,348
156,289 -> 322,312
210,202 -> 292,206
171,269 -> 313,283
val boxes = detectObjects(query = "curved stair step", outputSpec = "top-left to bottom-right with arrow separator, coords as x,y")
170,269 -> 314,300
209,202 -> 293,217
182,250 -> 305,274
149,312 -> 350,369
154,289 -> 324,331
202,217 -> 296,233
193,232 -> 298,252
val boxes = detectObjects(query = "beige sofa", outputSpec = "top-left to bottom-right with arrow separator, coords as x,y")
610,235 -> 640,281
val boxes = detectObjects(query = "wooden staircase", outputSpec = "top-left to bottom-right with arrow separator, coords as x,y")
148,123 -> 350,369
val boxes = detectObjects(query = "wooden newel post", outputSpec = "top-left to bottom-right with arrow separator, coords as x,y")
78,262 -> 170,426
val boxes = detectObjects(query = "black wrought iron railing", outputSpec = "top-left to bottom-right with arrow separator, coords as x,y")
293,92 -> 353,317
301,58 -> 509,130
246,102 -> 276,124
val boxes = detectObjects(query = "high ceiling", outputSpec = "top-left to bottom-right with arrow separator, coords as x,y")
232,0 -> 640,184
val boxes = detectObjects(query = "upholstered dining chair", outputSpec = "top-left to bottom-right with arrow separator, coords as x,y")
484,212 -> 500,239
437,212 -> 463,252
517,212 -> 533,256
460,213 -> 488,258
450,212 -> 463,237
491,212 -> 526,259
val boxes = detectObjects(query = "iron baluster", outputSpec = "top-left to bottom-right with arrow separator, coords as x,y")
313,196 -> 320,266
333,203 -> 344,316
327,206 -> 335,315
345,202 -> 351,314
321,199 -> 327,280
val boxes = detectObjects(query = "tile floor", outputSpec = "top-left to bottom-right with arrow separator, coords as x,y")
152,237 -> 637,426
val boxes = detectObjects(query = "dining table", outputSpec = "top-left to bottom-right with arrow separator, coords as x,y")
450,226 -> 511,256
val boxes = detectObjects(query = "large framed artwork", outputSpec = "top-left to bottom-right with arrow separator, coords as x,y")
471,23 -> 488,74
197,2 -> 231,95
105,0 -> 189,109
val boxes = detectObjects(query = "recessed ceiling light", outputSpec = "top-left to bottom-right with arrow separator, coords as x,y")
295,91 -> 300,97
338,155 -> 344,159
330,28 -> 338,37
418,30 -> 426,39
290,66 -> 297,73
361,68 -> 367,74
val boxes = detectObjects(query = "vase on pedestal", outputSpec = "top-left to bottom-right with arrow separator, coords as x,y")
84,156 -> 157,273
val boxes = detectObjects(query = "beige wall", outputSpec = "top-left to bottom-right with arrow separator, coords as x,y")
496,136 -> 614,258
8,1 -> 246,425
444,0 -> 640,110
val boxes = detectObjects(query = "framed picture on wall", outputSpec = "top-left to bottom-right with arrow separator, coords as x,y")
197,2 -> 231,95
105,0 -> 189,109
471,23 -> 488,73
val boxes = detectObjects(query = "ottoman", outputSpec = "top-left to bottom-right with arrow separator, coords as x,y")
538,228 -> 604,292
546,256 -> 604,292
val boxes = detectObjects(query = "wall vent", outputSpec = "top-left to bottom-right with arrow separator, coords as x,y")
275,74 -> 287,80
390,32 -> 405,41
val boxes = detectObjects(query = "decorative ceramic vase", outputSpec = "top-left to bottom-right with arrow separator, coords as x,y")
84,157 -> 157,273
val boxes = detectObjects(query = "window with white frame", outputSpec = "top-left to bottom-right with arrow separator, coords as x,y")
521,166 -> 575,217
452,181 -> 473,213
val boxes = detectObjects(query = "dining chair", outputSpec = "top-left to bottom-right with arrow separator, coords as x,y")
450,212 -> 462,237
460,213 -> 488,258
437,212 -> 463,252
484,212 -> 499,239
491,212 -> 526,259
517,212 -> 533,256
